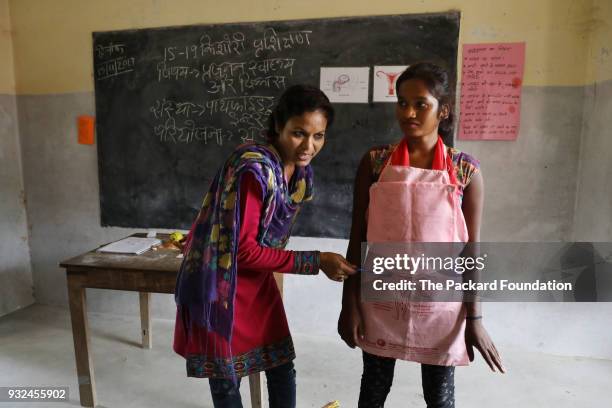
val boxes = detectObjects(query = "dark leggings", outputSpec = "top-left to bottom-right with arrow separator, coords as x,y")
209,361 -> 296,408
358,351 -> 455,408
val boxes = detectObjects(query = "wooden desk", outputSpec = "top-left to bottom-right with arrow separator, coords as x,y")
60,234 -> 272,407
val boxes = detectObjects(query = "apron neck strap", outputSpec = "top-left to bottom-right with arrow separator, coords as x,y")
389,136 -> 445,168
383,136 -> 459,185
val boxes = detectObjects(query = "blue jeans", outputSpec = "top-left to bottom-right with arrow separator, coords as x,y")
209,362 -> 296,408
358,351 -> 455,408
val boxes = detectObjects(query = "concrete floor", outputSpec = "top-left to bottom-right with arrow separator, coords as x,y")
0,304 -> 611,408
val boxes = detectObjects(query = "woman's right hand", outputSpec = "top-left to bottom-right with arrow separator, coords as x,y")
320,252 -> 357,282
338,305 -> 363,348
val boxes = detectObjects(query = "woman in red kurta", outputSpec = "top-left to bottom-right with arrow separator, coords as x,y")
174,172 -> 309,374
174,85 -> 356,408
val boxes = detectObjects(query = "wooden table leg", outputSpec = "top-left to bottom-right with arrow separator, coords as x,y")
67,273 -> 97,407
273,272 -> 283,297
248,373 -> 263,408
139,292 -> 152,349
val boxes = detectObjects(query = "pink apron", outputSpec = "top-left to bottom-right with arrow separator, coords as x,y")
357,145 -> 470,366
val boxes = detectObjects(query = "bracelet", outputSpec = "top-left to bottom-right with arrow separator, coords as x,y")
466,315 -> 482,320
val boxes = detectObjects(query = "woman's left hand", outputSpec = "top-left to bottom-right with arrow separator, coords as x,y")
465,319 -> 505,373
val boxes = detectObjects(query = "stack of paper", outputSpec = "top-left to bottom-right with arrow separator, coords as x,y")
97,237 -> 161,255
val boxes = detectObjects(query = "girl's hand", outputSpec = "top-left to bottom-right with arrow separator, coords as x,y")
465,319 -> 505,373
320,252 -> 357,282
338,305 -> 364,348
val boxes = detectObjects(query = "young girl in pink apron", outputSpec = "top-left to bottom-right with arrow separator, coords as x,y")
338,63 -> 505,407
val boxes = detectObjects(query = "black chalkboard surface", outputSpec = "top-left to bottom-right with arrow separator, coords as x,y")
93,12 -> 460,238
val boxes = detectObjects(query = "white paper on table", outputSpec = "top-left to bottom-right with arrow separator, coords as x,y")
373,65 -> 409,102
320,67 -> 369,103
97,237 -> 162,255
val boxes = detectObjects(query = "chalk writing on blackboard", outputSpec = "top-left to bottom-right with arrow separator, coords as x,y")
156,62 -> 201,81
458,42 -> 525,140
154,118 -> 234,145
95,42 -> 126,58
157,58 -> 296,79
156,58 -> 296,97
150,96 -> 275,144
148,30 -> 298,137
96,56 -> 136,80
162,33 -> 247,60
253,28 -> 312,57
95,41 -> 136,81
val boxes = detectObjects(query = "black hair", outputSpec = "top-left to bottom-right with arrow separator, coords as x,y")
395,62 -> 455,139
266,85 -> 334,142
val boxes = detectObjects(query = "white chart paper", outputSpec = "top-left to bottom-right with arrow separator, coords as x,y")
320,67 -> 369,103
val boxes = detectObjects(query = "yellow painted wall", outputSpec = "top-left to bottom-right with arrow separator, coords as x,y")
7,0 -> 607,94
0,0 -> 15,94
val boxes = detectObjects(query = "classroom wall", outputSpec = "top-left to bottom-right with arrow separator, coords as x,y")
5,0 -> 612,358
0,0 -> 34,317
573,0 -> 612,242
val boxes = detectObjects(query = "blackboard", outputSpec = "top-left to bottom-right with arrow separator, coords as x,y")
93,12 -> 460,238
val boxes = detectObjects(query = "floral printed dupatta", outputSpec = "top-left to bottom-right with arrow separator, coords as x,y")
175,143 -> 313,343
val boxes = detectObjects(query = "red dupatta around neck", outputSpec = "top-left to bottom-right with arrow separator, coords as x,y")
389,136 -> 458,185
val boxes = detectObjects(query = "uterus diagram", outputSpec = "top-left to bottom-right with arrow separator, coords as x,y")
376,70 -> 401,96
373,65 -> 408,102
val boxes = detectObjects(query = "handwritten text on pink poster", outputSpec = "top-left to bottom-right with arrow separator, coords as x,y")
459,42 -> 525,140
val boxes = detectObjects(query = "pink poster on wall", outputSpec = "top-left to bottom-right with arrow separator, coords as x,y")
458,42 -> 525,140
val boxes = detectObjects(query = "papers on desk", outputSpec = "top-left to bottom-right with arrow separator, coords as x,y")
97,237 -> 161,255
